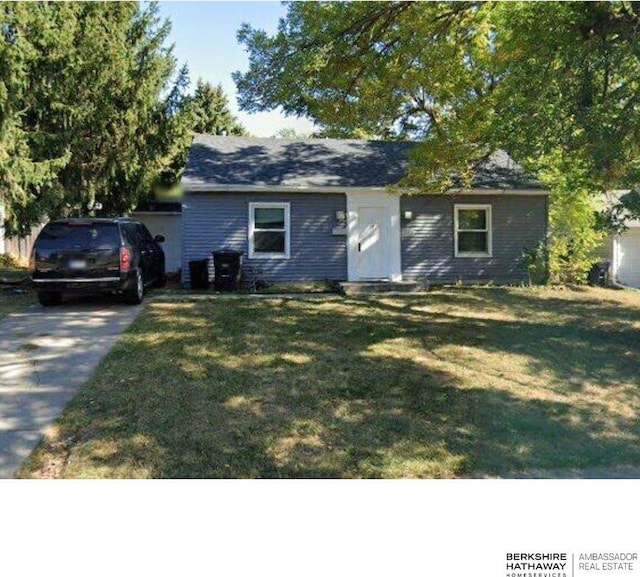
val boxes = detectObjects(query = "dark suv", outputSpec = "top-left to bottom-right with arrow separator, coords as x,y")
30,218 -> 166,306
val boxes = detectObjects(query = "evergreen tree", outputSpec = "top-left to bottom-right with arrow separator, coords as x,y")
186,80 -> 246,136
151,80 -> 248,189
0,3 -> 72,234
0,2 -> 186,234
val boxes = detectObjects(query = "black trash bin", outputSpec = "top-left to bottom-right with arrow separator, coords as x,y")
213,250 -> 243,292
588,260 -> 610,287
188,259 -> 210,290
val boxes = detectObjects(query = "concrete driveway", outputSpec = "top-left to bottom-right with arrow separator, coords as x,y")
0,297 -> 142,478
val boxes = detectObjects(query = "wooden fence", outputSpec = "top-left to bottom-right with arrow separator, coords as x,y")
4,225 -> 45,260
0,204 -> 45,261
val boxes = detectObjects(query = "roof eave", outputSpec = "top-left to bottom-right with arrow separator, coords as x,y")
182,183 -> 549,196
182,183 -> 390,194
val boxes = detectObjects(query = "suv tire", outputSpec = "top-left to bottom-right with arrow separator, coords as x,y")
124,269 -> 144,305
38,291 -> 62,307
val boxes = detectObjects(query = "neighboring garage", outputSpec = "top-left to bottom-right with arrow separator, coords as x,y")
132,201 -> 182,274
613,226 -> 640,287
593,192 -> 640,289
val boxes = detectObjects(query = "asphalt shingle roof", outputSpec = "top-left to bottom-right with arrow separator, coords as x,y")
182,134 -> 543,191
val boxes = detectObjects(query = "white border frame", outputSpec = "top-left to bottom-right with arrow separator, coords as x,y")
454,204 -> 492,258
248,202 -> 290,259
346,191 -> 402,281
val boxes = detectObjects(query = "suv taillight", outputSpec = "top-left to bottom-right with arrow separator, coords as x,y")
120,247 -> 132,272
29,250 -> 36,274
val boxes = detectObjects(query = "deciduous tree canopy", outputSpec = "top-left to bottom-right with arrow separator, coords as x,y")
234,1 -> 640,280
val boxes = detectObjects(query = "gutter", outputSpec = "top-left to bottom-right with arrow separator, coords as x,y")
182,183 -> 550,196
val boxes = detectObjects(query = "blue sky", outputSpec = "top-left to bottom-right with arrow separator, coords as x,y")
157,1 -> 316,137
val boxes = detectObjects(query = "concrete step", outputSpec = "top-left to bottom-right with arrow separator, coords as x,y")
340,281 -> 427,295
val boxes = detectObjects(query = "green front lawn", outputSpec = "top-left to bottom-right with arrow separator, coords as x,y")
0,257 -> 33,320
20,286 -> 640,478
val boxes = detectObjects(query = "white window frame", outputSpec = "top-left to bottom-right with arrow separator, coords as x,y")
454,204 -> 492,258
248,202 -> 290,259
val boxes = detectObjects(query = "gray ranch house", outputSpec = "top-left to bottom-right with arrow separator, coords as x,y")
181,135 -> 549,286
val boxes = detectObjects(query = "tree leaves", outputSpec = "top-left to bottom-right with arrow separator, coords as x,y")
234,2 -> 492,141
1,2 -> 183,235
0,3 -> 252,234
185,80 -> 246,136
234,1 -> 640,281
234,1 -> 640,189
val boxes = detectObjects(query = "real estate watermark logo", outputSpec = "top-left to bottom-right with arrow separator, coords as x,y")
576,552 -> 638,573
505,551 -> 639,577
506,552 -> 568,577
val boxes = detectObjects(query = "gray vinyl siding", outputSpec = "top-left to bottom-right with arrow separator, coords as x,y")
400,194 -> 547,284
182,191 -> 547,285
182,193 -> 347,284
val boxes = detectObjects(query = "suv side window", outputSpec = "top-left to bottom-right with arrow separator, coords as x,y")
122,223 -> 140,248
137,223 -> 154,245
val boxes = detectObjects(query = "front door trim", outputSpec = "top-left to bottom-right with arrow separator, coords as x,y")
346,190 -> 402,282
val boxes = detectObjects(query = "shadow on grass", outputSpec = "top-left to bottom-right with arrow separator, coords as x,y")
21,288 -> 640,478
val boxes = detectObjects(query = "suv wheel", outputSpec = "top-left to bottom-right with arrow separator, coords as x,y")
124,269 -> 144,305
38,291 -> 62,307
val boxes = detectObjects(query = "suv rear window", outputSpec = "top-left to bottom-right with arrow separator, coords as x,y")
37,222 -> 120,250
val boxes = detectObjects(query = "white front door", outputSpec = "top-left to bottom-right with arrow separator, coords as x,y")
346,190 -> 402,282
357,207 -> 388,279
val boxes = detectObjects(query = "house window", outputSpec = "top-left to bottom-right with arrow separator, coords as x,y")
454,204 -> 492,257
249,202 -> 290,259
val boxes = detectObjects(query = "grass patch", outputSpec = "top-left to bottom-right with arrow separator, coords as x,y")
0,256 -> 33,319
0,290 -> 34,321
257,281 -> 341,294
160,281 -> 340,296
19,286 -> 640,478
